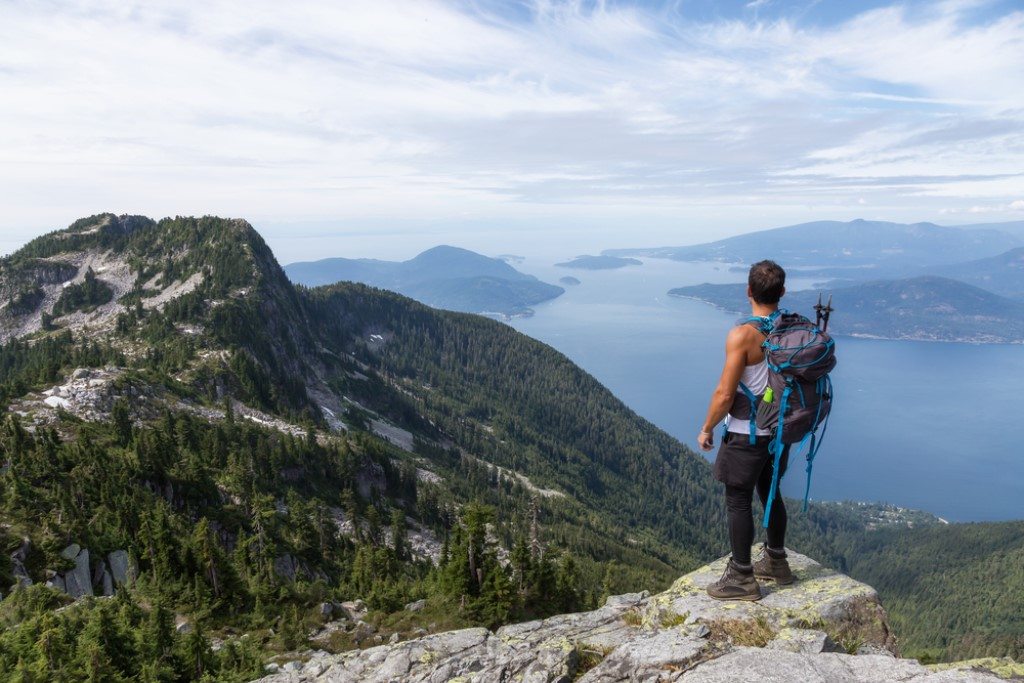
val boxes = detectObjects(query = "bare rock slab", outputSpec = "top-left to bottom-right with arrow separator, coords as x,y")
679,648 -> 1003,683
248,550 -> 1012,683
645,549 -> 895,654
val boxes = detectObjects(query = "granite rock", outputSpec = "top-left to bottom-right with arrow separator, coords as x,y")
249,550 -> 1010,683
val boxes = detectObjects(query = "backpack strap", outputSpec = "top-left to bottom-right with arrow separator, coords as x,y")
741,309 -> 783,336
801,375 -> 833,512
737,381 -> 759,445
762,382 -> 791,528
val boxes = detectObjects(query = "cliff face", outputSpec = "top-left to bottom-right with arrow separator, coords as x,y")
255,550 -> 1011,682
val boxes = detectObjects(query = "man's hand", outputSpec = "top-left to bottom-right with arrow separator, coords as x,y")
697,429 -> 715,452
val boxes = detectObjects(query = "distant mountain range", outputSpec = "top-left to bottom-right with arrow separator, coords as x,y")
928,247 -> 1024,301
556,255 -> 642,270
606,219 -> 1023,279
285,245 -> 563,317
668,276 -> 1024,344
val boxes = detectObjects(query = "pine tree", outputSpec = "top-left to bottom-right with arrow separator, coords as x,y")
112,398 -> 133,447
390,507 -> 407,561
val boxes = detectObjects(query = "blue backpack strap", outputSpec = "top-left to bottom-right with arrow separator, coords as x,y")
801,375 -> 833,512
762,383 -> 792,528
741,313 -> 777,335
737,381 -> 759,445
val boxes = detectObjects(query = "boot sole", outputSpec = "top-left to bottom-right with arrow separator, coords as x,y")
754,573 -> 794,585
706,591 -> 762,602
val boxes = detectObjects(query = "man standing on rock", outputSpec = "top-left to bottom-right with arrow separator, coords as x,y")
696,260 -> 794,600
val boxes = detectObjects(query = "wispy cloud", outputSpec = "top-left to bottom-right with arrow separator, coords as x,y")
1,0 -> 1022,256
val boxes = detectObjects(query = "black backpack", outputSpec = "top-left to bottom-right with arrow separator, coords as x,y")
746,310 -> 836,525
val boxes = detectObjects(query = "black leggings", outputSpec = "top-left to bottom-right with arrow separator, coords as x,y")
725,449 -> 788,566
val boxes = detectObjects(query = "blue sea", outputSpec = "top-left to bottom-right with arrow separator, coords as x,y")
508,258 -> 1024,522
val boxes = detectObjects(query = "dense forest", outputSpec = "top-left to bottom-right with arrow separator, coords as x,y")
0,214 -> 1020,680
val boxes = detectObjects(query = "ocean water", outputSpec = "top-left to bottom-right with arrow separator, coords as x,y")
508,258 -> 1024,522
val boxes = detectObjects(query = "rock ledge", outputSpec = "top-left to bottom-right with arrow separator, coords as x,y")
253,550 -> 1007,682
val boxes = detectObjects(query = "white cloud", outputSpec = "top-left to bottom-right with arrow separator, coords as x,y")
1,0 -> 1023,255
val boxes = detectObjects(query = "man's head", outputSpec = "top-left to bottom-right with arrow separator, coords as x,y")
748,260 -> 786,305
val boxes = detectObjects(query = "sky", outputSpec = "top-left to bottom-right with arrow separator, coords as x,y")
1,0 -> 1023,261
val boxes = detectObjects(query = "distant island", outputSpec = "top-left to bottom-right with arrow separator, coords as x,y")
668,276 -> 1024,344
559,276 -> 581,286
556,255 -> 642,270
285,245 -> 563,318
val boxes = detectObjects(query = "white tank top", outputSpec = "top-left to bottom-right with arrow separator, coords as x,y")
726,361 -> 771,436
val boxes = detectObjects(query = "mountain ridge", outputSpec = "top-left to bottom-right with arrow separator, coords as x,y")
604,219 -> 1023,277
926,247 -> 1024,301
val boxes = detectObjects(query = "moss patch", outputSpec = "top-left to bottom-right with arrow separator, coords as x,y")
707,616 -> 776,648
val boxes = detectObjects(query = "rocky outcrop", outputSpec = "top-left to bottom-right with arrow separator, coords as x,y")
9,538 -> 33,589
58,545 -> 93,598
107,549 -> 137,587
253,550 -> 1006,683
41,545 -> 135,599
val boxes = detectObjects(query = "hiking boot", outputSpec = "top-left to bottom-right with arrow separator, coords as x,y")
706,559 -> 761,601
753,546 -> 794,585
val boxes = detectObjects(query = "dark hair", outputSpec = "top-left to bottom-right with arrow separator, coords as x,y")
748,260 -> 786,305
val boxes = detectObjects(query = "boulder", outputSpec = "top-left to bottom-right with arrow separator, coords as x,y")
404,599 -> 426,612
767,628 -> 843,654
273,554 -> 297,582
107,550 -> 136,586
99,565 -> 115,597
339,599 -> 367,621
60,543 -> 81,561
63,548 -> 93,598
10,538 -> 32,588
353,620 -> 376,641
640,549 -> 895,654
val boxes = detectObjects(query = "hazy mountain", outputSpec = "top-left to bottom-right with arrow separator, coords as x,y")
927,247 -> 1024,301
606,219 -> 1022,278
668,276 -> 1024,343
555,255 -> 642,270
285,245 -> 563,317
948,219 -> 1024,241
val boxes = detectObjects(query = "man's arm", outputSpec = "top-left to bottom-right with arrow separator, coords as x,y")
696,327 -> 749,451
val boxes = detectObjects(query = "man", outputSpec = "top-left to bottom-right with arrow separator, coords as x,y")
697,260 -> 793,601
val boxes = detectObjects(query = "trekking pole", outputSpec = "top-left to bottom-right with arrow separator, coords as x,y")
821,295 -> 833,332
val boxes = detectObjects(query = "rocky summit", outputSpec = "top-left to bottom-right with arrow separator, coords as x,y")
254,550 -> 1009,683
